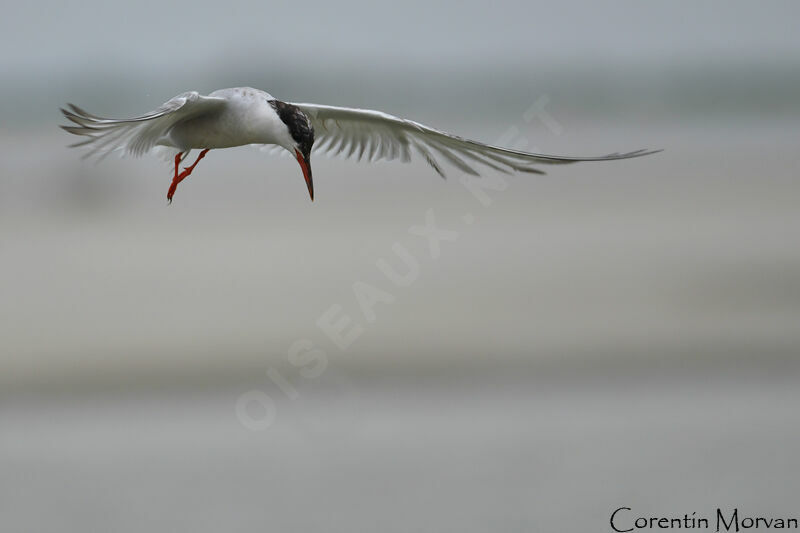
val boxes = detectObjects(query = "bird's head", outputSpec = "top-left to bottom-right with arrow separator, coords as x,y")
270,100 -> 315,201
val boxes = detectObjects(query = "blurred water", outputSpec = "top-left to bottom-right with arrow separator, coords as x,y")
2,374 -> 799,532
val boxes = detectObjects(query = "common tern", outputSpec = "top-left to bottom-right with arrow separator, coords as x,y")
60,87 -> 659,203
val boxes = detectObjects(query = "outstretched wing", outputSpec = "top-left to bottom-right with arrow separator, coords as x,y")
292,103 -> 659,177
60,91 -> 227,160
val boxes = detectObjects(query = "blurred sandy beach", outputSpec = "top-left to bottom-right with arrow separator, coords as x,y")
1,119 -> 798,392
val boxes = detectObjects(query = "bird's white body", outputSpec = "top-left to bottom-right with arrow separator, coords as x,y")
168,88 -> 292,151
61,86 -> 659,202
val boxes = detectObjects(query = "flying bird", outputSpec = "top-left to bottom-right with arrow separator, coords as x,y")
60,87 -> 659,203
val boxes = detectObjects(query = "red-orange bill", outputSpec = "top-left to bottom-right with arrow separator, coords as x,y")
294,149 -> 313,201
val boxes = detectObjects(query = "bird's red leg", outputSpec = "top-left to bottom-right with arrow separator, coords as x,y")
167,149 -> 209,204
168,152 -> 184,204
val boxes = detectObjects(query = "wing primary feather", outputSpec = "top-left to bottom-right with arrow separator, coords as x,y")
455,149 -> 514,174
427,141 -> 480,176
410,139 -> 446,179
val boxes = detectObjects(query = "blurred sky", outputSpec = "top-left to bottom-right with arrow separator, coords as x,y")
3,1 -> 800,126
5,0 -> 800,72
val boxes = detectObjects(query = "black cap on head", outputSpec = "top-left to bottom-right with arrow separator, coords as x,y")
269,100 -> 314,159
